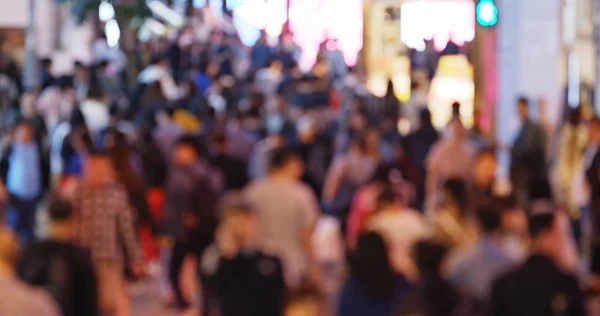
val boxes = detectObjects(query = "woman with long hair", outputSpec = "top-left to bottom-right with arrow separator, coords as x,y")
338,232 -> 410,316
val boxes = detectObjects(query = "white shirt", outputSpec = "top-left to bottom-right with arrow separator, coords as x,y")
80,99 -> 110,137
368,209 -> 430,275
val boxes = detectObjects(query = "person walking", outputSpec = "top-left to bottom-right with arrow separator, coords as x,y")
492,212 -> 586,316
19,198 -> 98,316
0,119 -> 48,244
72,152 -> 142,316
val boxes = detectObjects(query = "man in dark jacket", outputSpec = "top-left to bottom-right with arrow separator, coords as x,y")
203,192 -> 285,316
403,109 -> 439,210
18,198 -> 98,316
0,119 -> 49,244
510,97 -> 547,207
491,212 -> 586,316
394,240 -> 483,316
164,135 -> 223,310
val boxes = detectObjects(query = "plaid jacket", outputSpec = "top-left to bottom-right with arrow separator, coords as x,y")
72,183 -> 141,263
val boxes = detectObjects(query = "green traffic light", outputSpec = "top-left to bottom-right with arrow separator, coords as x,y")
476,0 -> 498,27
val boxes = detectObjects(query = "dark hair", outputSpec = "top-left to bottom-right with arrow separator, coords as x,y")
87,77 -> 106,100
41,58 -> 52,67
528,213 -> 556,240
443,178 -> 469,217
175,135 -> 204,158
351,232 -> 397,299
413,240 -> 448,278
48,198 -> 73,222
451,102 -> 461,116
110,142 -> 142,191
57,75 -> 74,90
567,106 -> 582,125
269,147 -> 299,171
419,108 -> 432,126
475,207 -> 502,234
376,185 -> 397,211
517,96 -> 529,106
74,61 -> 85,70
369,165 -> 392,185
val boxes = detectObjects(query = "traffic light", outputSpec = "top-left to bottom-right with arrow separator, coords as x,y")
476,0 -> 498,27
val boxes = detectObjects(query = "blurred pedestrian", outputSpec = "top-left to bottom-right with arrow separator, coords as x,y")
0,119 -> 48,244
246,148 -> 319,287
425,117 -> 475,214
366,186 -> 429,279
72,152 -> 142,316
394,240 -> 482,316
0,205 -> 60,316
164,135 -> 223,310
449,207 -> 515,307
492,212 -> 586,316
510,97 -> 548,208
203,192 -> 285,316
338,232 -> 411,316
19,198 -> 98,316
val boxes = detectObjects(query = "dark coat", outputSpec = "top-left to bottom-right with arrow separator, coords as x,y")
491,255 -> 586,316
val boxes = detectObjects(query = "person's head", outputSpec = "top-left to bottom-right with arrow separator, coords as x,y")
475,206 -> 503,236
57,75 -> 74,92
451,102 -> 461,118
364,127 -> 381,152
83,152 -> 114,187
47,198 -> 75,240
386,80 -> 395,96
283,283 -> 323,316
413,240 -> 449,279
0,208 -> 17,266
173,135 -> 203,166
41,58 -> 52,71
419,108 -> 433,128
15,119 -> 34,144
70,127 -> 93,153
517,97 -> 530,120
349,112 -> 367,133
567,106 -> 582,126
473,148 -> 497,188
369,165 -> 392,186
74,61 -> 88,77
528,212 -> 562,260
218,192 -> 258,246
269,148 -> 304,179
351,232 -> 397,299
86,78 -> 106,100
589,117 -> 600,142
269,58 -> 284,72
443,178 -> 468,211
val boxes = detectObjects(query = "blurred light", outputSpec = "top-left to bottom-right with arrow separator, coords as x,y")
145,18 -> 166,35
147,0 -> 186,27
99,1 -> 115,22
476,0 -> 498,27
105,19 -> 120,48
567,52 -> 580,108
401,0 -> 475,52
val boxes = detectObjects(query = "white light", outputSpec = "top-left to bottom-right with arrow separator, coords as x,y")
99,1 -> 115,22
147,0 -> 186,27
105,19 -> 121,48
401,0 -> 475,52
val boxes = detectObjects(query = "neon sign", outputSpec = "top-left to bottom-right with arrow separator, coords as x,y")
401,0 -> 475,52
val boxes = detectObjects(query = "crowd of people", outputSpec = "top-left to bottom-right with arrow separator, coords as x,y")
0,8 -> 597,316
